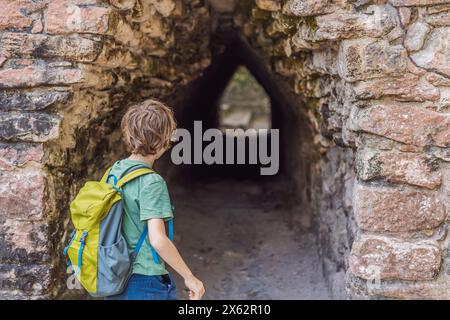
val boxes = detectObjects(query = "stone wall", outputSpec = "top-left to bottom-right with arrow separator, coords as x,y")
239,0 -> 450,298
0,0 -> 210,299
0,0 -> 449,299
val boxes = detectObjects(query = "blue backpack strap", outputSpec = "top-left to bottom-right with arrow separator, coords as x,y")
75,231 -> 88,275
133,219 -> 174,264
133,225 -> 148,259
146,219 -> 173,263
168,218 -> 174,241
63,230 -> 76,269
100,161 -> 118,183
133,224 -> 160,264
106,174 -> 118,185
105,162 -> 152,192
63,230 -> 76,256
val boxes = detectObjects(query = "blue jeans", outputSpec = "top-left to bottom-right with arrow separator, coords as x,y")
105,273 -> 178,300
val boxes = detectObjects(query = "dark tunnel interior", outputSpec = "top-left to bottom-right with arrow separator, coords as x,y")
154,30 -> 329,300
165,30 -> 301,181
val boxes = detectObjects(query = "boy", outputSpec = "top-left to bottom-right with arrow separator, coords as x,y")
105,99 -> 205,300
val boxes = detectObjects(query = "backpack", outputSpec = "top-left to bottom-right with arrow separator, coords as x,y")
63,163 -> 173,297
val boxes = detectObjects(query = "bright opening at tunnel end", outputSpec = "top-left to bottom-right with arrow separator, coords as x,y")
171,121 -> 280,176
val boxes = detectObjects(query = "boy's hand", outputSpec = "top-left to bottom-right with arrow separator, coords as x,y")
184,274 -> 205,300
147,219 -> 205,299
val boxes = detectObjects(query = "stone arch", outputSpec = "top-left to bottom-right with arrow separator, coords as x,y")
0,0 -> 449,299
166,26 -> 312,180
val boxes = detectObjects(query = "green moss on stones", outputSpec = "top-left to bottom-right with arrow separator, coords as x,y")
302,16 -> 318,32
107,11 -> 121,33
276,14 -> 302,36
272,39 -> 288,56
146,59 -> 159,76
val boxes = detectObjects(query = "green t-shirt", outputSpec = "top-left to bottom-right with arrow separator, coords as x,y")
108,159 -> 174,276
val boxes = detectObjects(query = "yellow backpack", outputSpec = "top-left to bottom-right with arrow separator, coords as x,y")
62,164 -> 170,297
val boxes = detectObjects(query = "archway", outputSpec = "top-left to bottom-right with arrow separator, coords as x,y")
161,28 -> 329,298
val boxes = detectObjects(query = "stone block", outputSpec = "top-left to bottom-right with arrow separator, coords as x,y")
404,21 -> 431,51
0,89 -> 70,111
338,39 -> 408,82
352,74 -> 439,102
256,0 -> 281,11
353,102 -> 450,147
0,143 -> 44,171
0,32 -> 103,62
282,0 -> 330,16
45,0 -> 112,35
0,263 -> 52,294
0,111 -> 60,142
349,235 -> 442,281
0,219 -> 50,263
390,0 -> 450,6
314,6 -> 395,41
354,183 -> 446,232
411,28 -> 450,77
0,0 -> 46,31
0,59 -> 83,89
356,149 -> 442,189
0,167 -> 46,220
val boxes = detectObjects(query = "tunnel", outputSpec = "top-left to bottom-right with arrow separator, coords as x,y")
155,27 -> 331,299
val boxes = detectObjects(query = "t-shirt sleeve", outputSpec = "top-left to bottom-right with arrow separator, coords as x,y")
139,177 -> 174,221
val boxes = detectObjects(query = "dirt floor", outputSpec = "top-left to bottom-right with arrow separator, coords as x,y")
168,177 -> 332,300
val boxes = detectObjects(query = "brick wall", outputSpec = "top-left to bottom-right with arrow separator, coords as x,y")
0,0 -> 210,299
242,0 -> 450,298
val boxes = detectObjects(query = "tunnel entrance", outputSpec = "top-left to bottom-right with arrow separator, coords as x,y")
158,28 -> 331,299
2,0 -> 448,301
165,27 -> 309,181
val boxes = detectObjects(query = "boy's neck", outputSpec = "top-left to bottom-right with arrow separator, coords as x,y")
127,153 -> 156,168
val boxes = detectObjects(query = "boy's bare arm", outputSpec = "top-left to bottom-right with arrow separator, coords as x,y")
147,218 -> 205,300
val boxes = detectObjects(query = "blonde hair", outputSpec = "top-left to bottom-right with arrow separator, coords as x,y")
121,99 -> 176,156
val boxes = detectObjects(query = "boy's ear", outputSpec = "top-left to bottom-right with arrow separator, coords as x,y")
170,130 -> 179,143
